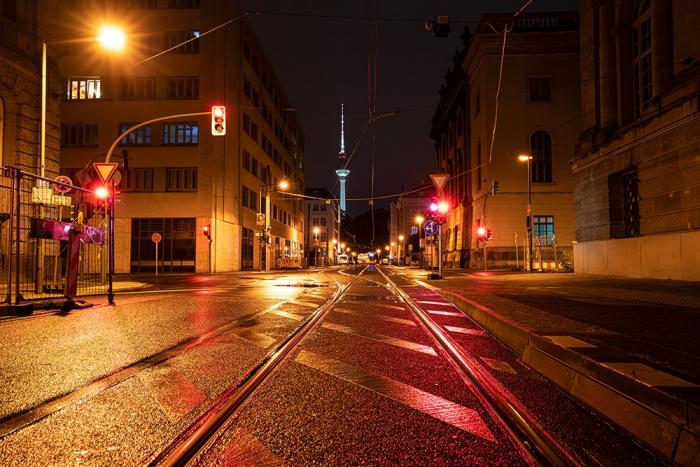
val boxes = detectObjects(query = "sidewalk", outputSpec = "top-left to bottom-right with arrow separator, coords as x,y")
398,267 -> 700,465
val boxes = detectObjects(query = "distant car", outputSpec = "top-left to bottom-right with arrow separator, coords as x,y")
357,253 -> 370,263
381,257 -> 390,265
338,254 -> 350,265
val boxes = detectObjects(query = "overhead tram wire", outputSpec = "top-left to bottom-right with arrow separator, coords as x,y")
242,9 -> 480,25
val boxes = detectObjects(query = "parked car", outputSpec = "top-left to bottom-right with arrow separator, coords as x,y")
338,254 -> 350,265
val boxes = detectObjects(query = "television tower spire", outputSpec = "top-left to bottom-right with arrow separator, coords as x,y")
335,104 -> 350,214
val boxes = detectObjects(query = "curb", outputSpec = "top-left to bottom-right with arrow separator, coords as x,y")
438,288 -> 700,466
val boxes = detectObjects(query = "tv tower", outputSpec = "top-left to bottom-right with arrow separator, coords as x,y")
335,104 -> 350,215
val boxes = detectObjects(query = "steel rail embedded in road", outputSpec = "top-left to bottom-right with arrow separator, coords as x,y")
153,266 -> 365,466
375,266 -> 578,467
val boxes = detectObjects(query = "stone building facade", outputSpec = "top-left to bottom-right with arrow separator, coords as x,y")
0,0 -> 61,174
54,0 -> 305,273
572,0 -> 700,280
431,12 -> 581,270
304,188 -> 339,266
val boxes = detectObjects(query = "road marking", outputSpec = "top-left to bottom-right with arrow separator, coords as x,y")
543,335 -> 597,349
606,362 -> 699,387
296,350 -> 496,442
289,300 -> 324,308
444,326 -> 487,336
229,329 -> 277,348
139,365 -> 206,423
480,357 -> 518,375
334,307 -> 416,326
270,309 -> 305,321
427,309 -> 464,317
321,322 -> 437,356
217,427 -> 284,465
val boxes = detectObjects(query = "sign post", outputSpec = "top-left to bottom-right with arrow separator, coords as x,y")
151,232 -> 162,275
429,173 -> 449,279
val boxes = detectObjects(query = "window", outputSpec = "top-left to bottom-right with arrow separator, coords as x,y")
164,31 -> 200,53
163,122 -> 198,145
533,216 -> 554,246
119,123 -> 151,145
609,170 -> 640,238
167,77 -> 199,99
67,78 -> 101,100
166,168 -> 197,191
320,218 -> 327,226
312,218 -> 319,226
319,205 -> 326,212
61,123 -> 98,146
242,186 -> 249,207
530,130 -> 552,183
249,191 -> 258,211
122,168 -> 154,192
529,77 -> 551,102
312,204 -> 319,211
411,225 -> 418,235
119,77 -> 155,99
250,122 -> 258,142
251,158 -> 259,177
243,150 -> 251,171
632,0 -> 652,118
243,113 -> 250,134
321,233 -> 327,242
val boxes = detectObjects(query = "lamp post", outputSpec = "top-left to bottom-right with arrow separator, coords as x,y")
398,234 -> 404,265
258,179 -> 290,271
518,154 -> 534,273
41,26 -> 126,177
391,241 -> 396,259
415,214 -> 425,268
313,227 -> 320,267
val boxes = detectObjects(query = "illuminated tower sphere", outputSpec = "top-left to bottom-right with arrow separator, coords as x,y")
335,104 -> 350,214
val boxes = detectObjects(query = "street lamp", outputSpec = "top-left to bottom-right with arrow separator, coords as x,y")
415,214 -> 425,268
398,234 -> 404,265
40,25 -> 126,177
391,241 -> 396,258
518,154 -> 534,273
313,227 -> 320,267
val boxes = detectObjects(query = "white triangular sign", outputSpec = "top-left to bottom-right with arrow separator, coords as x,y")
93,162 -> 119,184
430,173 -> 449,192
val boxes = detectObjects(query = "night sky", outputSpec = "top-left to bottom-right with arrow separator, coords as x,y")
239,0 -> 577,215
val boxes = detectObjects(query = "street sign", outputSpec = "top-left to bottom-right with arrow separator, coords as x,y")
430,173 -> 449,193
424,220 -> 438,236
408,244 -> 413,251
151,232 -> 162,243
256,212 -> 266,226
93,162 -> 119,184
53,175 -> 73,193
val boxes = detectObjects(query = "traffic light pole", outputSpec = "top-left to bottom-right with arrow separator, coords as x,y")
438,223 -> 443,279
527,158 -> 534,273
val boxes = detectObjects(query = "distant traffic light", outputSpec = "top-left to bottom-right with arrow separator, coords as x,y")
211,106 -> 226,136
491,180 -> 499,195
203,224 -> 211,239
477,226 -> 492,242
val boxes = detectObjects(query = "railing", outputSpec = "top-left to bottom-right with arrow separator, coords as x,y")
0,167 -> 112,305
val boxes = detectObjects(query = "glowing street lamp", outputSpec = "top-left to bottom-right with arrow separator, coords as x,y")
278,179 -> 290,191
313,226 -> 320,267
40,25 -> 127,177
518,154 -> 534,273
415,214 -> 425,268
398,234 -> 405,265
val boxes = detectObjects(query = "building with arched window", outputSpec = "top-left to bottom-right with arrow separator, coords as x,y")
430,11 -> 580,270
572,0 -> 700,280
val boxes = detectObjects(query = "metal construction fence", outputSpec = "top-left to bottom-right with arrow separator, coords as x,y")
0,167 -> 113,305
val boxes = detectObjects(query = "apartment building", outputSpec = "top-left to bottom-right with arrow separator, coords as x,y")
572,0 -> 700,280
431,12 -> 580,270
55,0 -> 305,272
304,187 -> 339,266
389,185 -> 434,262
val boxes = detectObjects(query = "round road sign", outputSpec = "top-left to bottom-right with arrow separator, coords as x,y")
424,220 -> 438,236
151,232 -> 162,243
54,175 -> 73,193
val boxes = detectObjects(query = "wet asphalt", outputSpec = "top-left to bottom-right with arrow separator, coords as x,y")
0,266 -> 662,465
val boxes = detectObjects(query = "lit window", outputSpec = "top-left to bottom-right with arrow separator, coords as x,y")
67,78 -> 101,100
533,216 -> 554,246
163,122 -> 198,145
119,123 -> 151,146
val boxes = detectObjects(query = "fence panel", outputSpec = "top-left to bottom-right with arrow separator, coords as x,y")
0,168 -> 111,303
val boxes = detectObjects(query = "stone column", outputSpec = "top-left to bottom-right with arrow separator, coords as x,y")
598,0 -> 618,130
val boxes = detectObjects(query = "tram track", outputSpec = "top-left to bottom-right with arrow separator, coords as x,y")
375,266 -> 579,467
152,265 -> 366,466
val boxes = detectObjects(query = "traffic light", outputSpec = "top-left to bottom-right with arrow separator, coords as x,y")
491,180 -> 499,195
203,224 -> 211,240
94,185 -> 109,200
477,226 -> 492,242
211,106 -> 226,136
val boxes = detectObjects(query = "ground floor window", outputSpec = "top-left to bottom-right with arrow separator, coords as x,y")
131,218 -> 195,272
533,215 -> 554,246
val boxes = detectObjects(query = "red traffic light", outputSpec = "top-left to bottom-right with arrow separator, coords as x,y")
477,226 -> 492,242
211,106 -> 226,136
203,224 -> 211,239
94,185 -> 110,200
437,200 -> 449,214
